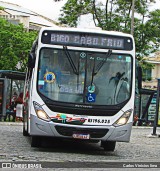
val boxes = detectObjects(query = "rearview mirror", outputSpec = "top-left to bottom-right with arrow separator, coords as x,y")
28,53 -> 35,68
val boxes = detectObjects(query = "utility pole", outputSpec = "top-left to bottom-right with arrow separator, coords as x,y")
152,79 -> 160,136
131,0 -> 135,35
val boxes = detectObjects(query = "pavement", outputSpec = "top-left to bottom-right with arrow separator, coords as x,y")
0,122 -> 160,170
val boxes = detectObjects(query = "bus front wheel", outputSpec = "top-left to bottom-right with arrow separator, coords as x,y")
101,141 -> 116,151
23,110 -> 29,136
31,136 -> 41,147
23,126 -> 29,136
23,120 -> 29,136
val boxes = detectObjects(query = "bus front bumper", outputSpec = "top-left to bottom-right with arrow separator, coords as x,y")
30,114 -> 132,142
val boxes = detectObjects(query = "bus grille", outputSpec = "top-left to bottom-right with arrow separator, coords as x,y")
55,125 -> 109,138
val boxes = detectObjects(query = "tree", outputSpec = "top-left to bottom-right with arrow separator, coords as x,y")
59,0 -> 91,27
0,18 -> 37,72
59,0 -> 160,69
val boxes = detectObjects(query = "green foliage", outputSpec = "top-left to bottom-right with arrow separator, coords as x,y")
0,18 -> 37,72
59,0 -> 92,27
59,0 -> 160,71
0,6 -> 5,10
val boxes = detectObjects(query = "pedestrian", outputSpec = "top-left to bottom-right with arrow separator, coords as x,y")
15,93 -> 23,121
5,99 -> 16,122
133,114 -> 138,126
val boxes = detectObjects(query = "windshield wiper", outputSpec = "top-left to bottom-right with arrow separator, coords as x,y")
90,57 -> 96,88
63,46 -> 79,75
94,49 -> 112,75
90,49 -> 112,87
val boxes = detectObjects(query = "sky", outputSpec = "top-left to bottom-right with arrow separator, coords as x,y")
0,0 -> 160,28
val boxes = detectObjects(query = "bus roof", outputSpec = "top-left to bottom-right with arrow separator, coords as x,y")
39,27 -> 133,38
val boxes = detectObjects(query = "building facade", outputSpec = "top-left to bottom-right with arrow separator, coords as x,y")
142,51 -> 160,89
0,1 -> 58,31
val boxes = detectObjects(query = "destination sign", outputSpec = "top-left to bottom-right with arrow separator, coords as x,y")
41,31 -> 133,50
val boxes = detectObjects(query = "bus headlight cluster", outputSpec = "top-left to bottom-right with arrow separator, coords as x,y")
33,101 -> 51,122
113,109 -> 132,127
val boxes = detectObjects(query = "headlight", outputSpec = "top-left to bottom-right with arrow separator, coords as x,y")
33,101 -> 51,122
113,109 -> 132,127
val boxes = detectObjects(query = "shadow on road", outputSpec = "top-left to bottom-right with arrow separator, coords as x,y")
26,136 -> 117,156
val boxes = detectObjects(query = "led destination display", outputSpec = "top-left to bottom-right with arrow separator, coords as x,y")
51,33 -> 123,48
41,31 -> 133,50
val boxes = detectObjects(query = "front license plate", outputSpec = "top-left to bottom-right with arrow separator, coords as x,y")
72,133 -> 90,139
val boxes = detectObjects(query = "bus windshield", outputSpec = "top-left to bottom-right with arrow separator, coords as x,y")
37,47 -> 132,105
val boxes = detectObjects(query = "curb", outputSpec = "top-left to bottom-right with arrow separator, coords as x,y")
0,122 -> 23,126
132,126 -> 153,129
0,123 -> 160,130
146,134 -> 160,138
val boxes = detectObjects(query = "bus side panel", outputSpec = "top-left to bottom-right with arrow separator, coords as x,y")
27,69 -> 35,135
23,69 -> 32,134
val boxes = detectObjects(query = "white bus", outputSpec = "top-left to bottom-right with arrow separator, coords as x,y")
23,27 -> 136,151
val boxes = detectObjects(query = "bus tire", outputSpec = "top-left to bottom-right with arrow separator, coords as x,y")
23,126 -> 29,136
23,108 -> 29,136
31,136 -> 41,147
101,141 -> 116,151
23,119 -> 29,136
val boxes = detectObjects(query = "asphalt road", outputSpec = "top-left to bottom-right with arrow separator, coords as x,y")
0,122 -> 160,170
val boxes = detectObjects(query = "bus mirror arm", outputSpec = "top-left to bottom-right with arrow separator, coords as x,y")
137,66 -> 142,90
